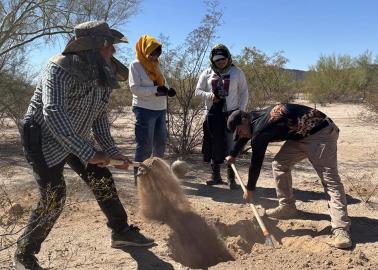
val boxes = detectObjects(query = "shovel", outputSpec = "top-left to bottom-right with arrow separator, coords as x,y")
109,159 -> 141,167
230,163 -> 275,247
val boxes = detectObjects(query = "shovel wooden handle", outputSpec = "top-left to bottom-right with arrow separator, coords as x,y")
230,163 -> 272,238
109,159 -> 141,167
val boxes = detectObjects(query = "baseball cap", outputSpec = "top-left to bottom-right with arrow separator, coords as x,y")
212,54 -> 227,62
227,110 -> 248,141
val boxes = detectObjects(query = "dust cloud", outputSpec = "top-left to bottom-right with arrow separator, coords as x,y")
137,157 -> 234,268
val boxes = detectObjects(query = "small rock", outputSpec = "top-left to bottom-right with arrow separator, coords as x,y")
7,203 -> 24,217
358,251 -> 369,262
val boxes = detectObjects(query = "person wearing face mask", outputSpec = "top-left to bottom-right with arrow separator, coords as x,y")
14,21 -> 154,270
128,35 -> 176,185
195,44 -> 249,189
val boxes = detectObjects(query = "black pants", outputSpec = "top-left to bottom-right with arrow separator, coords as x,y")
17,122 -> 129,255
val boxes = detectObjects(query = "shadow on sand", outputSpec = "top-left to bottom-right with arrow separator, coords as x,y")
119,244 -> 175,270
182,180 -> 375,249
182,181 -> 360,207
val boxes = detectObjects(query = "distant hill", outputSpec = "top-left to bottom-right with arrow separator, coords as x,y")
285,68 -> 307,81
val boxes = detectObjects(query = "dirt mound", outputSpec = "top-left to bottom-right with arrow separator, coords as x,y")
214,219 -> 265,257
137,157 -> 234,269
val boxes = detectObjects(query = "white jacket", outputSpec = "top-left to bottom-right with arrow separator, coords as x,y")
195,65 -> 249,112
128,60 -> 169,110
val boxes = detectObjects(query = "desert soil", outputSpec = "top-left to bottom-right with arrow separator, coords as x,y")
0,101 -> 377,270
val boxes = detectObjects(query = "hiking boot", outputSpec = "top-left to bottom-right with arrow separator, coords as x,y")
227,165 -> 240,189
229,181 -> 241,190
111,225 -> 154,248
206,164 -> 225,186
328,229 -> 352,249
13,251 -> 45,270
206,179 -> 227,185
265,205 -> 298,219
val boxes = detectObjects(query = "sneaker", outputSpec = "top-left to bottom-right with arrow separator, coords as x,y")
265,205 -> 298,219
229,181 -> 241,190
13,251 -> 44,270
328,228 -> 352,249
111,225 -> 154,248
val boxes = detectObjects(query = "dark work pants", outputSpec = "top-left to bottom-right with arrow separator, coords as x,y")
17,141 -> 129,255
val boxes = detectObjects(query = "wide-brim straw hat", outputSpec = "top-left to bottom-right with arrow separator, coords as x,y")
63,21 -> 129,81
63,21 -> 128,53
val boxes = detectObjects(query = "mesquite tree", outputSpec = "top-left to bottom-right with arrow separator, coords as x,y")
160,0 -> 222,154
0,0 -> 140,128
234,47 -> 295,109
303,52 -> 378,105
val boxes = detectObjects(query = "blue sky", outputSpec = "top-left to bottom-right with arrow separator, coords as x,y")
30,0 -> 378,71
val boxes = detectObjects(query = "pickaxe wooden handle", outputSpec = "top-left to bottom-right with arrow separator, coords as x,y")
230,163 -> 275,247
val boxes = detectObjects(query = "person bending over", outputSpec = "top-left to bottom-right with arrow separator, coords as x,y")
226,103 -> 352,249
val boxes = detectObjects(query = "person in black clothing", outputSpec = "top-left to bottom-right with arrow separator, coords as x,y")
195,44 -> 249,189
226,103 -> 352,249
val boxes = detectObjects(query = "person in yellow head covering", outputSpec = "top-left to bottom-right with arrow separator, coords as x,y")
135,35 -> 165,86
129,35 -> 176,185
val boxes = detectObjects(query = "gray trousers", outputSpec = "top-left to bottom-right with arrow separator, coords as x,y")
272,123 -> 351,231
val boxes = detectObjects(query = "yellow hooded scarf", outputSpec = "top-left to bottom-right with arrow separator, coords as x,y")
135,35 -> 165,86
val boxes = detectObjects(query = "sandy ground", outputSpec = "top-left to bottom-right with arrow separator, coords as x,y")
0,102 -> 377,270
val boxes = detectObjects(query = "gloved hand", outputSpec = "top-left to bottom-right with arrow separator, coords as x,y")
156,86 -> 169,96
88,151 -> 110,167
167,88 -> 176,97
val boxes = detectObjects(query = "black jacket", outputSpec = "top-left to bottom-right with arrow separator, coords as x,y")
202,100 -> 227,164
231,103 -> 332,191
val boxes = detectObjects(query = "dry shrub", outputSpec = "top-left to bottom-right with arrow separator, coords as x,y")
341,154 -> 378,209
365,89 -> 378,115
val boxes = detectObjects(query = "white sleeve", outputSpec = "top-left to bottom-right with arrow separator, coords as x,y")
129,62 -> 158,97
238,69 -> 249,111
195,70 -> 214,99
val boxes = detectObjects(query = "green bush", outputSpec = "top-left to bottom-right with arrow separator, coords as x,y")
234,47 -> 296,109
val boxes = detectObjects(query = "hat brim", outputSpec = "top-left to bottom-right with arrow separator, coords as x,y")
111,57 -> 129,81
63,30 -> 128,54
212,55 -> 227,61
233,126 -> 241,141
114,36 -> 129,44
111,29 -> 129,44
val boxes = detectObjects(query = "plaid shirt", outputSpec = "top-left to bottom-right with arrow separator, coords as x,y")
25,60 -> 120,167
